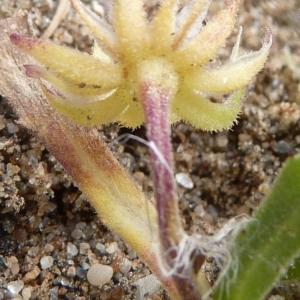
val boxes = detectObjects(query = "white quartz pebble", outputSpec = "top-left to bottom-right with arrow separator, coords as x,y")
175,172 -> 194,189
40,256 -> 54,269
79,242 -> 90,254
67,242 -> 78,257
105,242 -> 118,254
134,274 -> 161,300
7,280 -> 24,295
120,258 -> 132,275
87,264 -> 113,286
22,286 -> 33,300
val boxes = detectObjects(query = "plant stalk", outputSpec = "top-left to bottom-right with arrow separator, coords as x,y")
141,76 -> 202,299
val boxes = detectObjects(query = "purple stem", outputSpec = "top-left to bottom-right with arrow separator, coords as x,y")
141,82 -> 202,300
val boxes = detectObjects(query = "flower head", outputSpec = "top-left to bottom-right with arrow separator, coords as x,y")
11,0 -> 271,131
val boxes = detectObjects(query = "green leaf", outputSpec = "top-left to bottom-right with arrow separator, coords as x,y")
213,154 -> 300,300
286,255 -> 300,281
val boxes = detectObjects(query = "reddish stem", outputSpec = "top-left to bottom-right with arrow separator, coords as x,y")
141,82 -> 202,300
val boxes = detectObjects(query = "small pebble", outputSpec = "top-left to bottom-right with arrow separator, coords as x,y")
28,246 -> 39,257
67,242 -> 78,257
134,274 -> 160,300
22,287 -> 32,300
128,250 -> 137,260
111,286 -> 124,299
49,236 -> 64,250
40,256 -> 54,270
75,222 -> 87,230
175,173 -> 194,189
76,267 -> 86,279
0,140 -> 6,150
23,266 -> 41,283
60,276 -> 71,287
216,134 -> 228,148
81,262 -> 90,270
66,266 -> 76,278
45,243 -> 54,253
71,228 -> 83,239
7,280 -> 24,295
194,204 -> 206,218
258,182 -> 271,195
79,242 -> 90,254
236,205 -> 251,216
6,122 -> 19,134
96,242 -> 105,252
6,256 -> 19,275
275,140 -> 291,154
10,263 -> 20,275
120,258 -> 132,275
106,242 -> 118,254
207,205 -> 218,222
12,226 -> 27,243
49,286 -> 59,299
203,212 -> 214,225
11,295 -> 23,300
87,263 -> 113,286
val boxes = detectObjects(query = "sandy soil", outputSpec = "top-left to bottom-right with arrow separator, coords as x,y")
1,0 -> 300,299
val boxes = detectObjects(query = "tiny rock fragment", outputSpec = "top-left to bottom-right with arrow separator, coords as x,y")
7,280 -> 24,295
134,274 -> 161,300
76,267 -> 86,279
96,242 -> 105,252
6,257 -> 18,267
106,242 -> 118,254
66,266 -> 76,278
40,256 -> 54,270
71,228 -> 83,239
49,236 -> 64,250
6,122 -> 19,134
258,182 -> 272,195
87,263 -> 113,286
79,242 -> 90,254
45,243 -> 54,253
12,225 -> 27,243
28,246 -> 39,257
175,172 -> 194,189
111,285 -> 124,299
23,266 -> 41,283
67,242 -> 78,257
10,263 -> 20,275
22,286 -> 33,300
194,204 -> 206,218
120,257 -> 132,275
275,140 -> 291,154
128,250 -> 137,260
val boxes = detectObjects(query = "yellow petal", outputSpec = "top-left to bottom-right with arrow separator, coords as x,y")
92,40 -> 113,63
41,83 -> 129,126
25,65 -> 113,98
113,0 -> 149,61
10,34 -> 122,90
173,0 -> 211,49
173,88 -> 245,131
150,0 -> 177,53
117,100 -> 144,129
70,0 -> 119,58
170,111 -> 181,124
185,29 -> 272,94
175,0 -> 243,68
